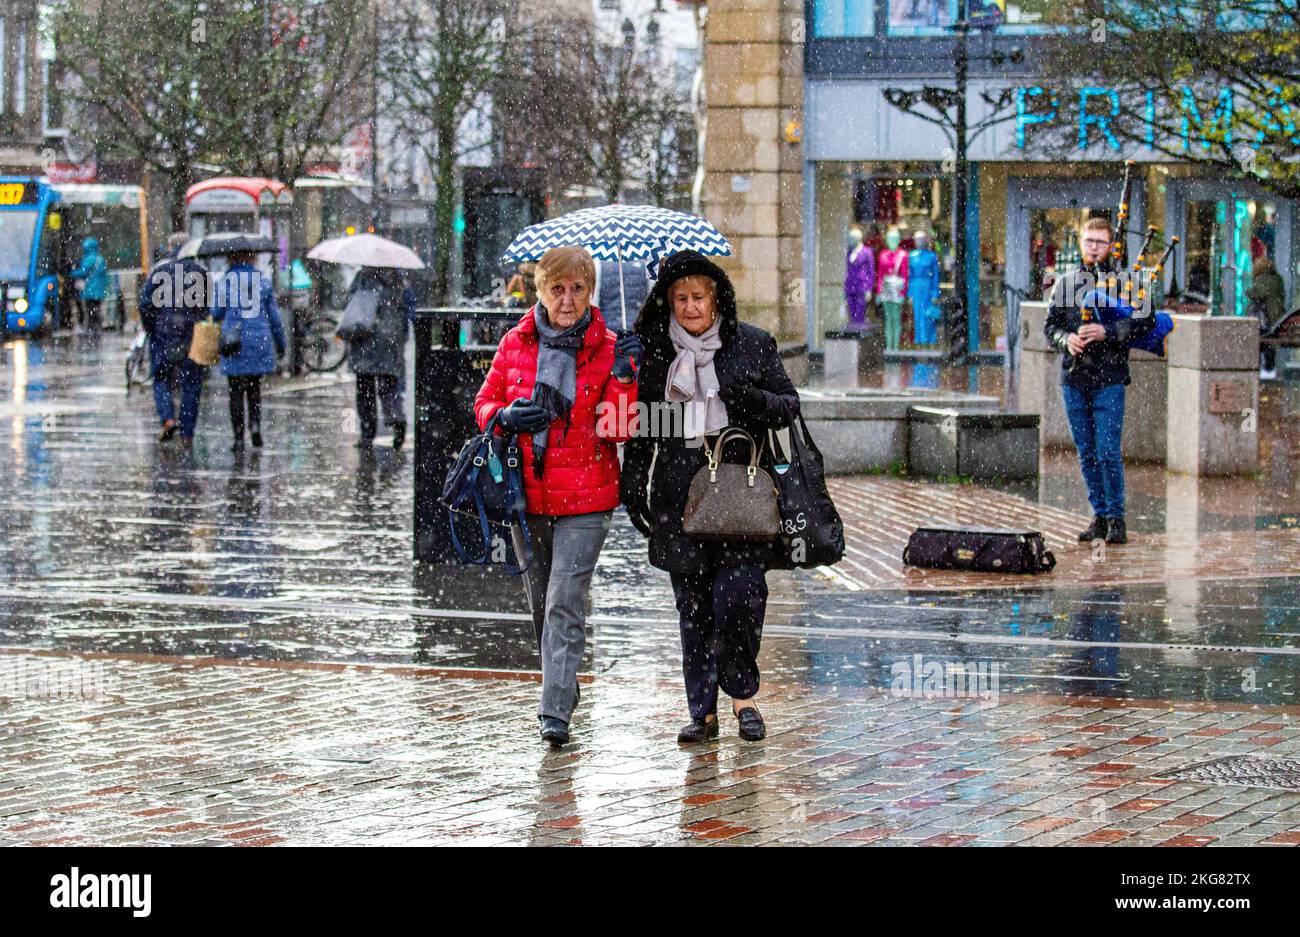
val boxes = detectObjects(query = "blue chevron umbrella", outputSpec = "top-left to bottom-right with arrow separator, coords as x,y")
500,203 -> 733,328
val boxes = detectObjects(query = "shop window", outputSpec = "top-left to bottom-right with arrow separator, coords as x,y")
887,0 -> 1065,35
813,0 -> 875,38
1179,196 -> 1278,316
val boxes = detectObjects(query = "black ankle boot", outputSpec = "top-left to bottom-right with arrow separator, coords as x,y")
540,717 -> 569,747
677,715 -> 719,744
1105,517 -> 1127,544
1078,515 -> 1107,541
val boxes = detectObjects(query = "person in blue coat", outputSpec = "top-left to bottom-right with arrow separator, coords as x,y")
211,251 -> 286,452
908,230 -> 942,346
70,236 -> 110,331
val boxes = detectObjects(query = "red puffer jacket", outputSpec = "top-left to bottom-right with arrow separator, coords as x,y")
474,305 -> 637,516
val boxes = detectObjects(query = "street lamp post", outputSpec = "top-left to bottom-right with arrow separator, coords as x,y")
881,3 -> 1019,364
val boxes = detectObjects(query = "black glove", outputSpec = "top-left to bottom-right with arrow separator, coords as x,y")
716,375 -> 753,411
497,398 -> 549,434
612,330 -> 643,382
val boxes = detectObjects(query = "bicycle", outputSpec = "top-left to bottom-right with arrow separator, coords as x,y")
299,306 -> 348,373
125,330 -> 152,393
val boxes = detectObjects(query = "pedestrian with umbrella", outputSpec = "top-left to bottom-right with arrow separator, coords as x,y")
473,246 -> 642,747
307,234 -> 425,451
138,232 -> 211,449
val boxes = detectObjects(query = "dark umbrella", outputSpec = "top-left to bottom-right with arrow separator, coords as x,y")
180,232 -> 277,258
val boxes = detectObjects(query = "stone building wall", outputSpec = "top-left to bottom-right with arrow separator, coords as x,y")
699,0 -> 805,347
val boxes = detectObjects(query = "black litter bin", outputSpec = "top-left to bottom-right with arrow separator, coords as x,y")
412,306 -> 525,564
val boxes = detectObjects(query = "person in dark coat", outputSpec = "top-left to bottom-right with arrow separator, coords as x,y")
622,250 -> 800,744
212,250 -> 287,451
138,232 -> 210,447
346,267 -> 416,449
1247,255 -> 1287,378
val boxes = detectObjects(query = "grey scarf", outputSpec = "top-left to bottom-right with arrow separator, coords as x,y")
531,304 -> 590,477
667,314 -> 728,439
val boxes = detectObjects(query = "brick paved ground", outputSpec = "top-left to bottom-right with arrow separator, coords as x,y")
4,648 -> 1299,847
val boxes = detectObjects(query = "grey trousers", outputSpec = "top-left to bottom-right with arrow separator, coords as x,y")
524,511 -> 611,722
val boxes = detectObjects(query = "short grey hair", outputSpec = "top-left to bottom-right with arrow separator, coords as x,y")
167,232 -> 189,252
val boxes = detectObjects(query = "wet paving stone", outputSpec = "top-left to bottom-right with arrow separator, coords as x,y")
4,336 -> 1300,842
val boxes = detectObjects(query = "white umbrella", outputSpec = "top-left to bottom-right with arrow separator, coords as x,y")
308,233 -> 425,269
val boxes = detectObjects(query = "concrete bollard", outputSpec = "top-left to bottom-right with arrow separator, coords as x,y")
822,329 -> 883,385
1165,314 -> 1259,476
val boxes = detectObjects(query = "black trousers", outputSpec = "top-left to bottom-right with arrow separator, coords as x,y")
669,561 -> 768,721
80,299 -> 102,330
227,375 -> 263,439
355,373 -> 404,440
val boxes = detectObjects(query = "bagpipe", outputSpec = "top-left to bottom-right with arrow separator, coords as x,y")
1078,288 -> 1176,357
1086,159 -> 1178,357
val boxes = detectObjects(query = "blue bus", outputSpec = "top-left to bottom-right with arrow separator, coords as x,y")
0,177 -> 60,334
0,177 -> 150,335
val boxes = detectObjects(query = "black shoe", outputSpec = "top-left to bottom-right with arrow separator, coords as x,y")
158,420 -> 178,443
391,421 -> 406,450
540,717 -> 569,747
677,716 -> 719,744
353,438 -> 373,449
250,431 -> 263,449
736,706 -> 766,741
231,440 -> 244,453
1077,515 -> 1107,541
1105,517 -> 1127,544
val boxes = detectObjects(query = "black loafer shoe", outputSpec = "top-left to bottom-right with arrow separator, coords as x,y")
736,707 -> 766,741
391,421 -> 406,451
677,716 -> 719,744
1077,515 -> 1107,541
1105,517 -> 1127,544
540,717 -> 569,747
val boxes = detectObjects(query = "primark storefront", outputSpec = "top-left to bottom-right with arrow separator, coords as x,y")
802,0 -> 1295,356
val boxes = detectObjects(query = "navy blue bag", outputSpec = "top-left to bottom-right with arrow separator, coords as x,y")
440,413 -> 530,573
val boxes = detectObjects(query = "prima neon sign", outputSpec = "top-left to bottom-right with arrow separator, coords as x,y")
1015,86 -> 1300,151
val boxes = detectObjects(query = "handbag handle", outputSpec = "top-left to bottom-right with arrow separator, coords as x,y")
707,427 -> 761,486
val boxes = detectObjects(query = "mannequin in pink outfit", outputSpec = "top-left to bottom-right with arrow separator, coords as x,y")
876,227 -> 910,351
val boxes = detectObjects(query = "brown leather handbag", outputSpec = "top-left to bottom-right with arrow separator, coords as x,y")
681,428 -> 781,542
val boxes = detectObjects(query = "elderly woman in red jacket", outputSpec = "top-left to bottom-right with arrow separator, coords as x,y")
475,246 -> 642,747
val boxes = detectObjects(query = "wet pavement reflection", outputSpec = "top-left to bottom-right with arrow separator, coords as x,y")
1,335 -> 1297,709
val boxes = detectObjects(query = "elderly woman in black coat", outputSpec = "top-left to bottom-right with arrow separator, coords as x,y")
622,251 -> 799,743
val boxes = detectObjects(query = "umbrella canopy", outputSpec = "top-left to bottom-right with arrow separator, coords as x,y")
179,232 -> 277,259
307,233 -> 425,269
500,203 -> 732,327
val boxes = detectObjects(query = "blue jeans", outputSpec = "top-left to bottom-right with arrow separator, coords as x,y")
1062,382 -> 1126,519
152,353 -> 206,439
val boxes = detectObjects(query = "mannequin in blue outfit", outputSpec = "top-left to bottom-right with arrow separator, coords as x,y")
908,231 -> 942,346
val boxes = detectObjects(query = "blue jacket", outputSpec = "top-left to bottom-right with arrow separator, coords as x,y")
71,237 -> 109,301
139,255 -> 210,367
212,264 -> 286,377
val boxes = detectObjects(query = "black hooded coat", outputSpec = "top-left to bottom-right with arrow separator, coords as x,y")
620,251 -> 800,575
